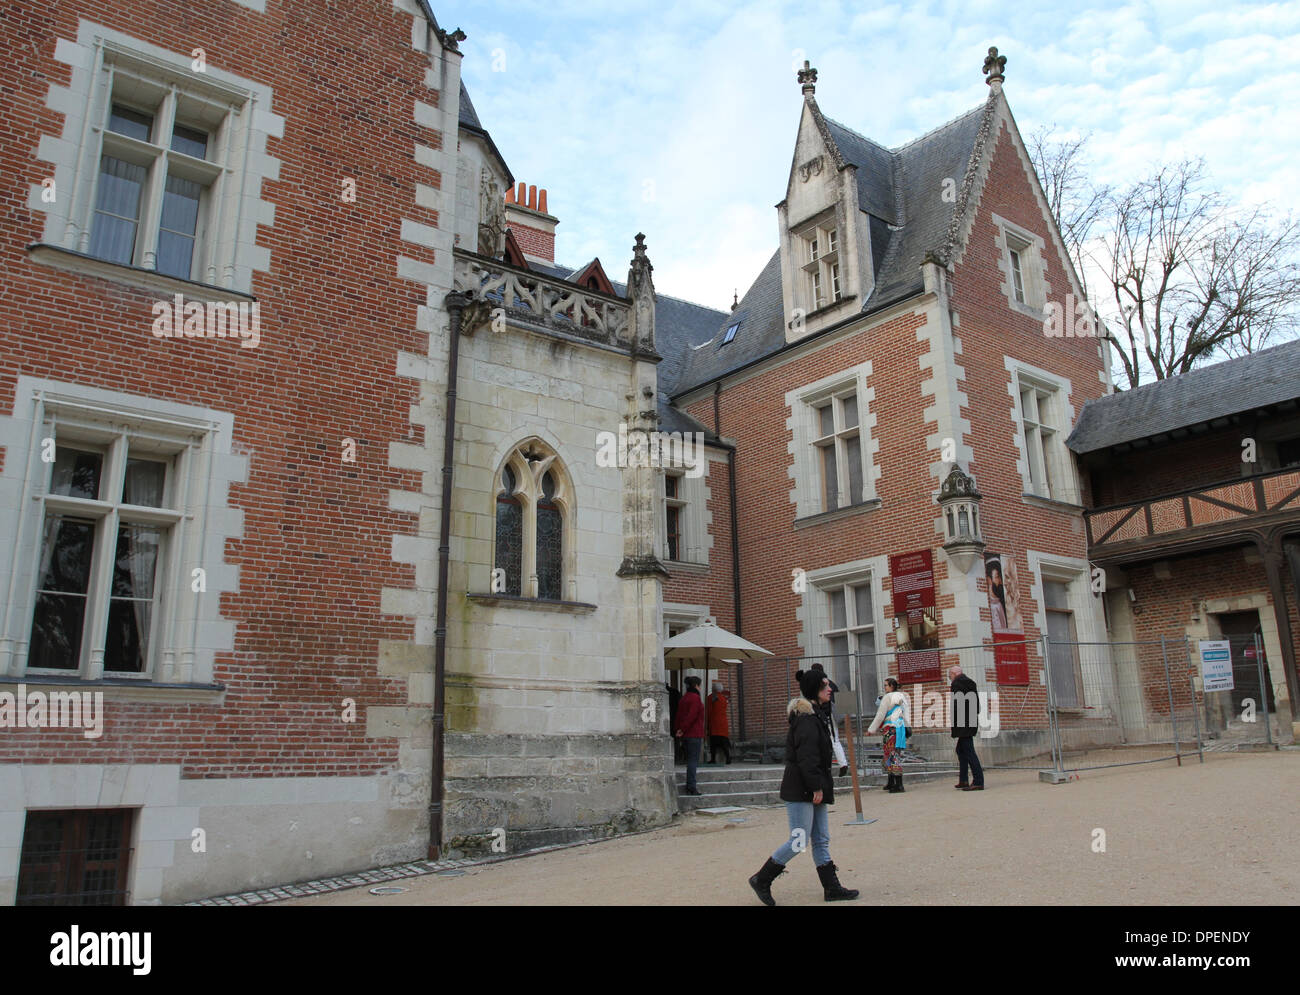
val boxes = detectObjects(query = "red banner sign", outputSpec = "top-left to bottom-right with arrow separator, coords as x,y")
890,550 -> 940,683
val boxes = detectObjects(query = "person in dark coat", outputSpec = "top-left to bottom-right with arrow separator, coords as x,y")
808,662 -> 847,775
667,682 -> 683,764
809,662 -> 839,703
949,665 -> 984,790
747,669 -> 859,905
675,676 -> 705,795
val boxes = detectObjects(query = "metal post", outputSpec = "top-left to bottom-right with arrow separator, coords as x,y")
1160,635 -> 1181,766
1255,633 -> 1273,747
1185,639 -> 1204,764
1043,635 -> 1063,773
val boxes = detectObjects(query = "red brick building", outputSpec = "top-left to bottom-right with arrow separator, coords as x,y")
660,55 -> 1114,762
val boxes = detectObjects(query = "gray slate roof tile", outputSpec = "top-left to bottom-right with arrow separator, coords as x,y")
1067,338 -> 1300,454
669,102 -> 986,396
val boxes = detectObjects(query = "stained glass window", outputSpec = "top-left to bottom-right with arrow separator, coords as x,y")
495,465 -> 522,596
536,471 -> 562,600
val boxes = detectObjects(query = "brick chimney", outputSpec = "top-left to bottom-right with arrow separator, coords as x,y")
503,181 -> 558,265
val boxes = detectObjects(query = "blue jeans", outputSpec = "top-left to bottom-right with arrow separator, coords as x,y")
771,801 -> 831,866
684,737 -> 702,790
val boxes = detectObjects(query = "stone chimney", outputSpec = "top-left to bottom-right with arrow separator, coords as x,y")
504,181 -> 558,265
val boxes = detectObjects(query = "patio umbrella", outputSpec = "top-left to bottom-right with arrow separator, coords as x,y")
663,620 -> 773,733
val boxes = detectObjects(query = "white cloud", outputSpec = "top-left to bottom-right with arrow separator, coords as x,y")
453,0 -> 1299,309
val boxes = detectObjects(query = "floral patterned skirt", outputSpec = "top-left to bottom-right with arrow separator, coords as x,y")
882,724 -> 904,775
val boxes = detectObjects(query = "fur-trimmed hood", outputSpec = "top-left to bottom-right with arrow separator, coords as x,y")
787,697 -> 815,716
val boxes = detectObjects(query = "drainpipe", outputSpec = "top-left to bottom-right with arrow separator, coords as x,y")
430,290 -> 470,860
716,381 -> 746,740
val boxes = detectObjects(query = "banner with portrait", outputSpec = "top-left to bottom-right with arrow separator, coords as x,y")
985,551 -> 1029,685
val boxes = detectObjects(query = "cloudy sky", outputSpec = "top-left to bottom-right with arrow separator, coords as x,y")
449,0 -> 1299,313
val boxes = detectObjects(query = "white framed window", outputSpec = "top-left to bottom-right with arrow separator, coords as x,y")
0,378 -> 241,686
821,579 -> 877,701
993,214 -> 1049,318
1026,552 -> 1110,711
657,460 -> 715,566
794,555 -> 887,714
1020,381 -> 1056,498
33,22 -> 281,294
786,362 -> 878,520
28,435 -> 181,677
800,221 -> 843,312
1009,246 -> 1026,304
664,471 -> 685,563
1007,362 -> 1080,505
812,393 -> 864,512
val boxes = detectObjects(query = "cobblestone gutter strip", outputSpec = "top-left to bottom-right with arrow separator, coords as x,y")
184,824 -> 675,906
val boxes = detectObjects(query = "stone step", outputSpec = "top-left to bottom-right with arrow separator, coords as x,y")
676,769 -> 958,810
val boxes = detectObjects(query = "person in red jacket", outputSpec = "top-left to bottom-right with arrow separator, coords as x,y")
676,676 -> 705,795
706,681 -> 731,764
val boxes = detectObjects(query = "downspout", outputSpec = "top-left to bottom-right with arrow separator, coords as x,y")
716,380 -> 746,740
430,290 -> 470,860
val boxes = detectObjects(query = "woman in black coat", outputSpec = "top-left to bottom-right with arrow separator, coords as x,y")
747,669 -> 859,905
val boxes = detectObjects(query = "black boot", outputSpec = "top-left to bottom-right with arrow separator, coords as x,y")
895,772 -> 905,792
817,861 -> 859,901
885,773 -> 900,793
748,857 -> 785,907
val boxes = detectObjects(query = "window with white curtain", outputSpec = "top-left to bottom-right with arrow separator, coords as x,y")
84,73 -> 228,281
28,433 -> 182,678
32,25 -> 279,295
820,579 -> 877,706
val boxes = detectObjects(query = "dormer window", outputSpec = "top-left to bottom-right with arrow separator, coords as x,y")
800,220 -> 843,312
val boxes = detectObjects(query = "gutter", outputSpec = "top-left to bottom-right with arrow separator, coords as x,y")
429,290 -> 470,860
715,382 -> 746,740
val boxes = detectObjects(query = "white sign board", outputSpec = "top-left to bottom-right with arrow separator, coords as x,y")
1199,640 -> 1235,692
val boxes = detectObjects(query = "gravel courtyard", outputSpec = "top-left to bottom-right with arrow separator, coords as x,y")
281,752 -> 1299,906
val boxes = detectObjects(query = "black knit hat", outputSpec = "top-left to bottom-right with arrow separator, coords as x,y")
796,669 -> 827,701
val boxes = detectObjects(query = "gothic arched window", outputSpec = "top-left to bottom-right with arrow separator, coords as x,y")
491,442 -> 574,601
535,470 -> 562,600
495,464 -> 523,596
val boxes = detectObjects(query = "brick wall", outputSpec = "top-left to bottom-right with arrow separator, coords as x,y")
1085,429 -> 1248,507
0,1 -> 441,776
675,117 -> 1110,741
509,222 -> 554,263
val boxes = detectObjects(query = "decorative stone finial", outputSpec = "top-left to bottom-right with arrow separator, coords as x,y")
444,27 -> 467,52
627,233 -> 656,354
938,465 -> 982,501
731,290 -> 739,312
797,60 -> 818,96
983,46 -> 1006,90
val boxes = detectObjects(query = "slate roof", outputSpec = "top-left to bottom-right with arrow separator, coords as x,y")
670,100 -> 989,397
1067,338 -> 1300,454
458,80 -> 512,183
458,80 -> 481,130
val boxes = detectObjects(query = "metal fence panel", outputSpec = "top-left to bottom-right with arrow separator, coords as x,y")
727,636 -> 1210,777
